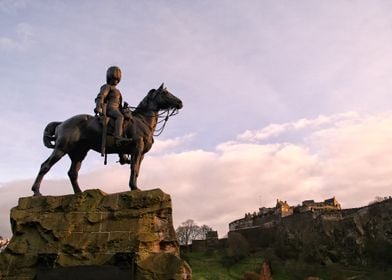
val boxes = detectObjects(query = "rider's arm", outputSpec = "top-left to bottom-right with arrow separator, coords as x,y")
95,84 -> 111,113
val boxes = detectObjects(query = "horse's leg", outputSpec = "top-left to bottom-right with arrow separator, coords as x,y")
129,140 -> 144,191
68,150 -> 88,194
31,149 -> 66,196
130,154 -> 143,191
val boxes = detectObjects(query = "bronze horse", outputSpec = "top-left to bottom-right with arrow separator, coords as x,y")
31,84 -> 183,196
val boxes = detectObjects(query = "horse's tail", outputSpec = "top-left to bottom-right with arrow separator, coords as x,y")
43,121 -> 61,148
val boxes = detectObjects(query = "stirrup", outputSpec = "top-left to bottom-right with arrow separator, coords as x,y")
119,155 -> 131,165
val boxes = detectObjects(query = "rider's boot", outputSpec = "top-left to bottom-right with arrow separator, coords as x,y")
119,154 -> 130,165
115,119 -> 132,147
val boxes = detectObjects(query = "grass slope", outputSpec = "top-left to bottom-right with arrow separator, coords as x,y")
185,251 -> 263,280
184,250 -> 392,280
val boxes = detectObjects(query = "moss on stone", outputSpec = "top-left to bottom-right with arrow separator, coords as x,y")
0,188 -> 191,279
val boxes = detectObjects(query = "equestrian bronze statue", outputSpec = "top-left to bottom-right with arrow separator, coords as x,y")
31,83 -> 183,196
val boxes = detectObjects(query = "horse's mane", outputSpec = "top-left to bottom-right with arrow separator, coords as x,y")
132,89 -> 155,115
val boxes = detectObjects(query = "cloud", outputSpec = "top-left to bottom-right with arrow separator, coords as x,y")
238,111 -> 360,142
0,37 -> 17,50
1,111 -> 392,238
150,134 -> 195,154
0,22 -> 34,51
0,0 -> 29,13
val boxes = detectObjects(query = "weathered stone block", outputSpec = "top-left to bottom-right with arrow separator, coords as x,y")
4,254 -> 37,278
101,217 -> 136,232
0,188 -> 191,279
100,193 -> 120,211
137,252 -> 191,280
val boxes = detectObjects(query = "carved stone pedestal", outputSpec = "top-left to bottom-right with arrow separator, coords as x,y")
0,189 -> 191,280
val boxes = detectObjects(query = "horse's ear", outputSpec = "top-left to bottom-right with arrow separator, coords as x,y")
158,83 -> 164,91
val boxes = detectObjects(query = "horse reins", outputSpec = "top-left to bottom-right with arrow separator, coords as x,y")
125,91 -> 180,136
154,108 -> 179,136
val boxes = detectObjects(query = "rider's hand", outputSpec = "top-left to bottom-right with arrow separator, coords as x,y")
94,106 -> 103,115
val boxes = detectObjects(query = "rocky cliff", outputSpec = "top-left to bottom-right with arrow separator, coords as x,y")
231,198 -> 392,266
0,188 -> 191,280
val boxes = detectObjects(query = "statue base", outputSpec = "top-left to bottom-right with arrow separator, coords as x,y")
0,189 -> 191,280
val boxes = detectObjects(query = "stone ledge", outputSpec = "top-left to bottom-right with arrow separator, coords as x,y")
0,188 -> 191,280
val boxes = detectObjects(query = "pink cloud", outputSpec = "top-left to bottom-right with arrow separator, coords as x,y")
1,112 -> 391,238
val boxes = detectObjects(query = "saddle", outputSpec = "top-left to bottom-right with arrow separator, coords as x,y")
96,107 -> 133,165
97,107 -> 133,138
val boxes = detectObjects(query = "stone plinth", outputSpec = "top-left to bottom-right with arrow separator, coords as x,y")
0,189 -> 191,280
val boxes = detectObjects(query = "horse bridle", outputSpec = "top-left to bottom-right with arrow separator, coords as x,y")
130,88 -> 180,136
154,108 -> 179,136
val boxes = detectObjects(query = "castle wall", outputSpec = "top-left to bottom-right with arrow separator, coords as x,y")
230,197 -> 342,232
230,199 -> 392,265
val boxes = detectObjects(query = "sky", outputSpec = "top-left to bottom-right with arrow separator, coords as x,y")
1,0 -> 392,238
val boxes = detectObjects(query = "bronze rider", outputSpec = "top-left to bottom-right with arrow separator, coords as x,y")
94,66 -> 131,164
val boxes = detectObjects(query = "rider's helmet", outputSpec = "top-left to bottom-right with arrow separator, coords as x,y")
106,66 -> 122,85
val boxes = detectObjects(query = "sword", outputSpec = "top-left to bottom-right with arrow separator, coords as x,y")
101,103 -> 108,164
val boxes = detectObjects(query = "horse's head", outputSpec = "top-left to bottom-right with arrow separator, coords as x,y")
137,83 -> 183,112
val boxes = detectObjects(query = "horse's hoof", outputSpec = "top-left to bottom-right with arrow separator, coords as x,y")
33,192 -> 42,197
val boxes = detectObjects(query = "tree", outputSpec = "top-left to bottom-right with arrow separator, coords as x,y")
368,196 -> 389,205
175,219 -> 213,245
176,219 -> 200,245
199,224 -> 213,239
